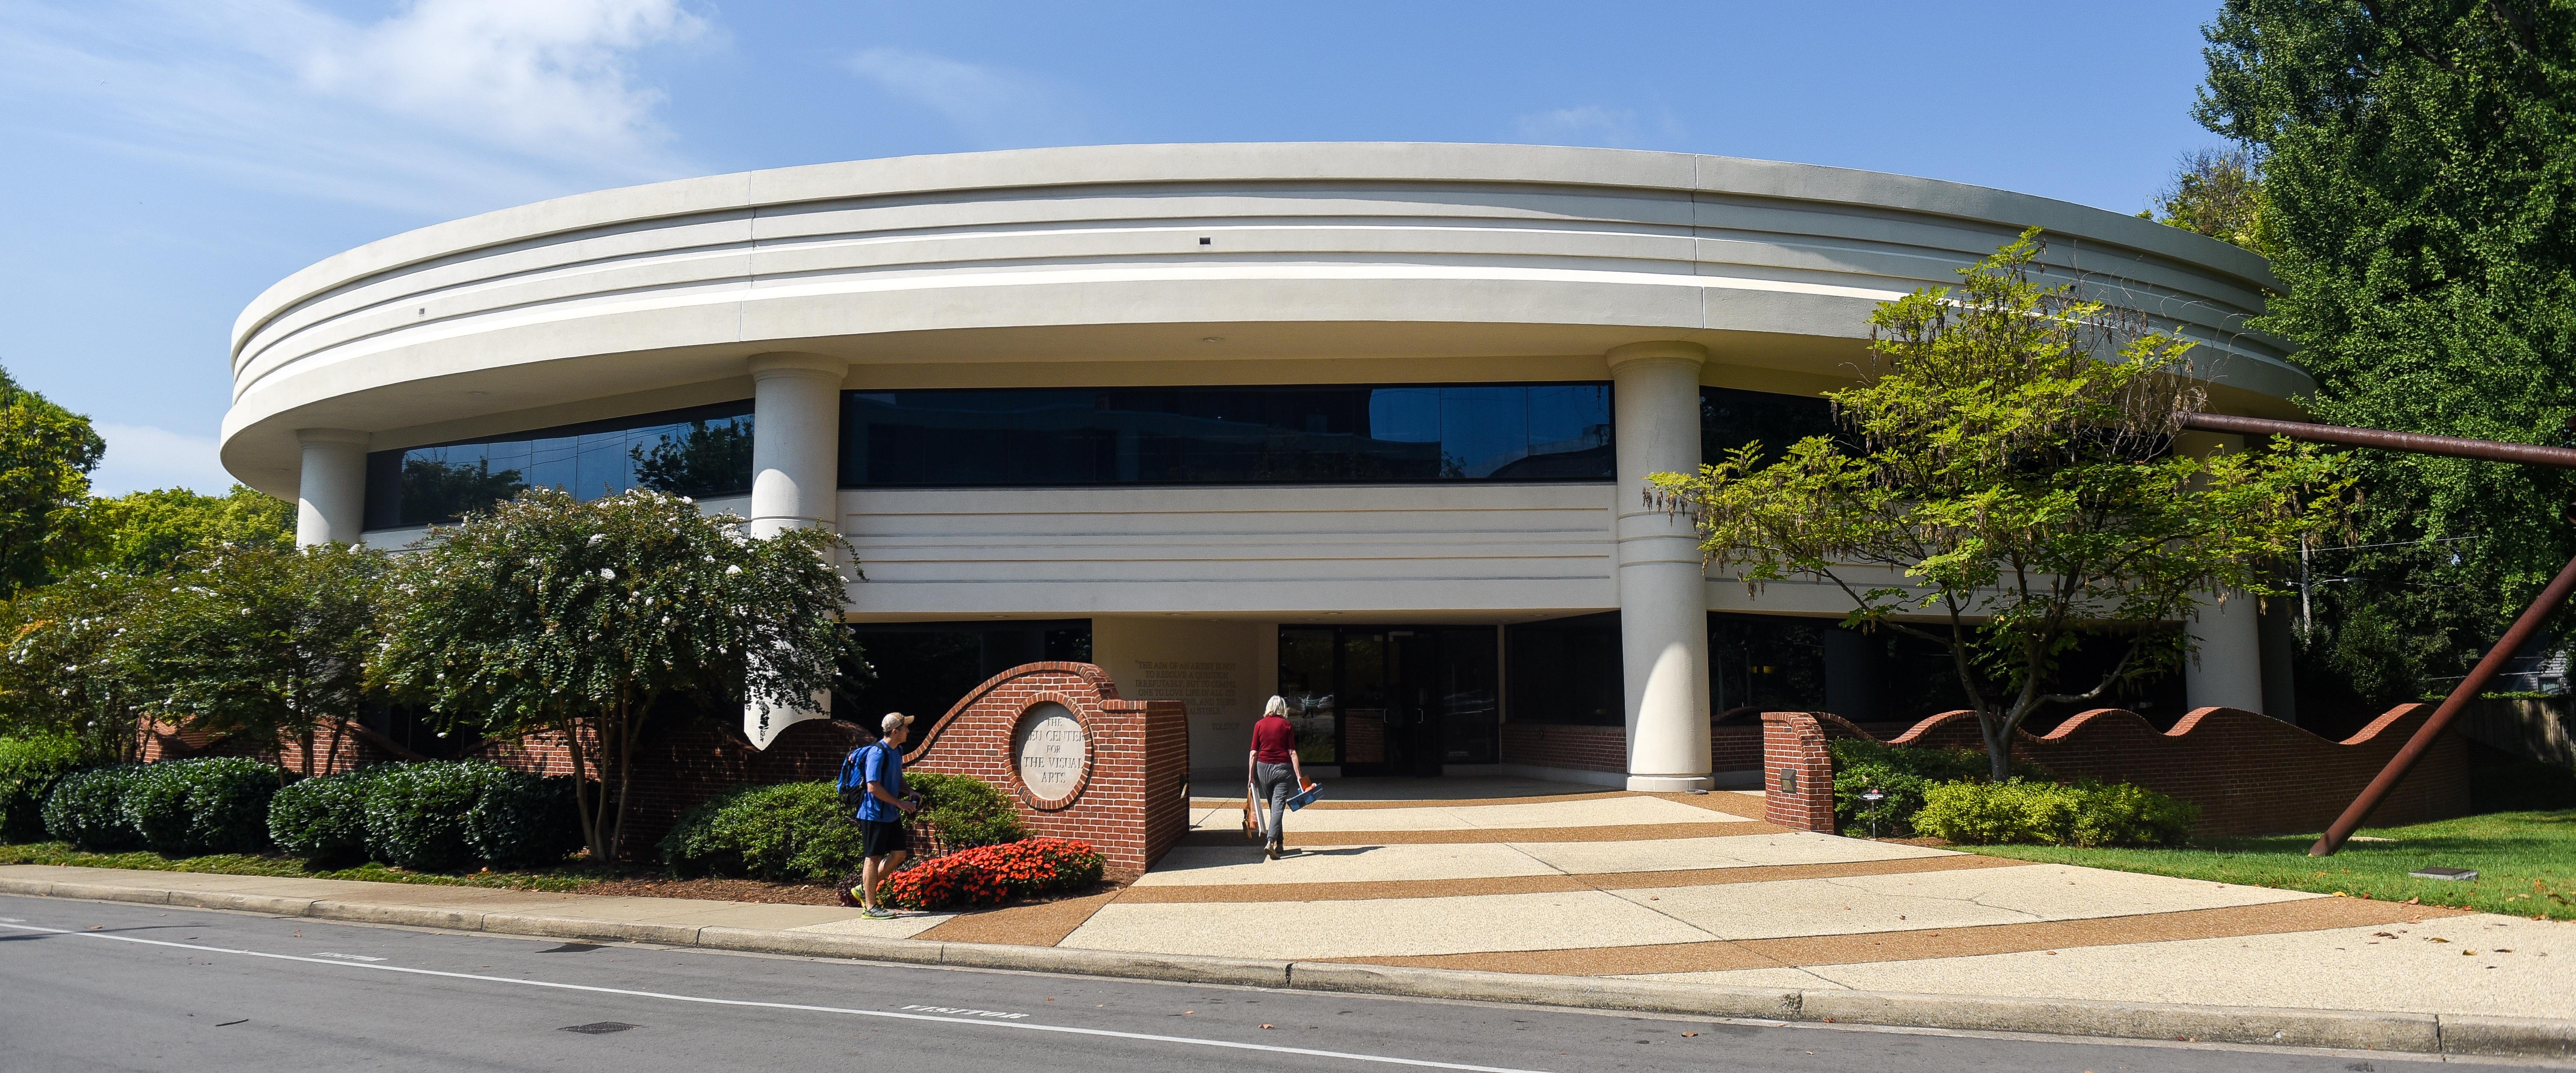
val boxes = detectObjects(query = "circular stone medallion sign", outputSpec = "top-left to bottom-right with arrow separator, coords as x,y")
1012,701 -> 1088,806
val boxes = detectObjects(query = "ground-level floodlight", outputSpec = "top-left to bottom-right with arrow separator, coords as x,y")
2179,412 -> 2576,857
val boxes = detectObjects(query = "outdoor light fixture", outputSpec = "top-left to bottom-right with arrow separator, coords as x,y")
1860,788 -> 1886,839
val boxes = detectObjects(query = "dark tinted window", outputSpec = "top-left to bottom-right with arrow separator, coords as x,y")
1710,613 -> 1829,719
841,384 -> 1612,487
1701,386 -> 1837,469
840,620 -> 1091,725
1503,612 -> 1624,726
364,400 -> 754,530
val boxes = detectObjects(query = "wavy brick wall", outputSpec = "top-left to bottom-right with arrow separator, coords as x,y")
1777,704 -> 2471,838
903,662 -> 1190,879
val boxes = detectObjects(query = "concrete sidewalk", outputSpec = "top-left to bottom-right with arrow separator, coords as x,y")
5,783 -> 2572,1060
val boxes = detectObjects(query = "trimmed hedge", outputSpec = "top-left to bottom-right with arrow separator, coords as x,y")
909,771 -> 1024,848
660,782 -> 861,882
361,761 -> 489,871
125,758 -> 281,856
0,734 -> 83,842
465,767 -> 582,869
268,769 -> 376,865
1828,738 -> 2048,838
1912,779 -> 2200,847
271,761 -> 581,871
42,765 -> 150,851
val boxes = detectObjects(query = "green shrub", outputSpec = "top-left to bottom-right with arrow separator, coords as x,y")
661,781 -> 862,882
268,768 -> 381,865
1826,739 -> 2047,837
1913,779 -> 2198,847
909,771 -> 1024,848
466,769 -> 582,868
362,761 -> 493,871
0,734 -> 83,842
42,765 -> 149,850
125,758 -> 281,856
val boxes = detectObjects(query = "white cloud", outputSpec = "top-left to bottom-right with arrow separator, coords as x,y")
1513,106 -> 1641,148
0,0 -> 709,215
1511,105 -> 1687,151
846,46 -> 1085,149
91,423 -> 238,497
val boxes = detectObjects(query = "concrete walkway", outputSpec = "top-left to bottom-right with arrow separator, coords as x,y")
4,781 -> 2571,1058
991,785 -> 2572,1022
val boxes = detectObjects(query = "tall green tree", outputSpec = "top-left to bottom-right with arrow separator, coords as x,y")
118,544 -> 388,778
2197,1 -> 2576,707
1648,232 -> 2355,779
2144,146 -> 2267,253
374,488 -> 859,859
0,368 -> 105,594
60,484 -> 295,576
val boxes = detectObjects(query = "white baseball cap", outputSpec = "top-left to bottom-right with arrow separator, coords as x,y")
880,712 -> 914,733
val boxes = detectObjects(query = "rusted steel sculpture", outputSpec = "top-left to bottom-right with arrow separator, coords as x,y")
2177,412 -> 2576,856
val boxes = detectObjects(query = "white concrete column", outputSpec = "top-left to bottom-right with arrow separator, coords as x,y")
1608,342 -> 1713,791
744,353 -> 847,747
2187,591 -> 2266,713
293,428 -> 370,546
747,353 -> 848,538
2174,430 -> 2266,713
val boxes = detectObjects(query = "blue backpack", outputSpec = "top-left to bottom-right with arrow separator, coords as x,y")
836,743 -> 886,811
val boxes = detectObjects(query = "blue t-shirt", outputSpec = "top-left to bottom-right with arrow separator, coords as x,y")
856,743 -> 904,822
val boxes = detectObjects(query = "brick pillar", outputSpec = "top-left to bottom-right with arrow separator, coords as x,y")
1761,711 -> 1837,833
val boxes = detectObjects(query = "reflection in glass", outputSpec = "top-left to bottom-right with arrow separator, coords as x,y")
1276,627 -> 1339,765
841,383 -> 1613,487
1708,613 -> 1829,719
1503,613 -> 1625,726
363,401 -> 755,529
1700,386 -> 1838,469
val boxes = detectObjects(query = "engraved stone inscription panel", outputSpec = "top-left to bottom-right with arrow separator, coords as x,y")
1013,701 -> 1088,806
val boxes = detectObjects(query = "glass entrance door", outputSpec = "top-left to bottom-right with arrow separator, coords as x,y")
1277,625 -> 1498,776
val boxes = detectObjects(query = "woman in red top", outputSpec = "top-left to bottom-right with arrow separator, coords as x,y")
1246,696 -> 1306,860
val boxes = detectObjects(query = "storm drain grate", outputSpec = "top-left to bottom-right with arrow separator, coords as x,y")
559,1022 -> 638,1034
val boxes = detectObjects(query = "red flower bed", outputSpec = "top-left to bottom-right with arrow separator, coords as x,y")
878,837 -> 1105,910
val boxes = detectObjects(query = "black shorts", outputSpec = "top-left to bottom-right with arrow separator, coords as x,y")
859,818 -> 910,858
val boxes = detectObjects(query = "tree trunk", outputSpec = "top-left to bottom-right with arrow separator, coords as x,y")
606,693 -> 638,862
564,716 -> 604,860
1979,710 -> 2013,782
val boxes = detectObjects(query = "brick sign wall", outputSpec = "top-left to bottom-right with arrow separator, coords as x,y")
903,661 -> 1190,878
1761,704 -> 2472,838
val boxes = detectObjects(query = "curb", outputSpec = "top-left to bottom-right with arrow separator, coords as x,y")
3,874 -> 2565,1060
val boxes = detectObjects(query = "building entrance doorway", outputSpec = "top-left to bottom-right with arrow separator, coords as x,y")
1278,625 -> 1498,776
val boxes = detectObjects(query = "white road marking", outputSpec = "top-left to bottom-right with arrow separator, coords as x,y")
314,952 -> 387,962
900,1003 -> 1027,1019
0,921 -> 1550,1073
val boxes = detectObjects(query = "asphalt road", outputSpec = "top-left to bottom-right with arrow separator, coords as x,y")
0,893 -> 2459,1073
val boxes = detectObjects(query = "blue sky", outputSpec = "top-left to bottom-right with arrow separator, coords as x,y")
0,0 -> 2226,496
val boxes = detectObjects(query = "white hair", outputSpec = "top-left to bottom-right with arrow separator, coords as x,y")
1263,696 -> 1290,718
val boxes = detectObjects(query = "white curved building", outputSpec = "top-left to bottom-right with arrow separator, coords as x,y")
224,143 -> 2302,789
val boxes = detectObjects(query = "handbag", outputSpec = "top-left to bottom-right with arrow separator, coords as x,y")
1242,782 -> 1263,841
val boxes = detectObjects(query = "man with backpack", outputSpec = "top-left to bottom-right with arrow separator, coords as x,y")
840,712 -> 919,918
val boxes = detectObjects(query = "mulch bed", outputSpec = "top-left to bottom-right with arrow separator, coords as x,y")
569,874 -> 850,905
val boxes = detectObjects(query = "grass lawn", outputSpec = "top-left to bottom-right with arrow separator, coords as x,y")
1960,809 -> 2576,921
0,841 -> 593,892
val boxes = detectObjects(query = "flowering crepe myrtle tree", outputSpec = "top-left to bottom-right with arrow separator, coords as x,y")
0,569 -> 151,762
1647,230 -> 2356,781
373,487 -> 860,860
117,543 -> 388,780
